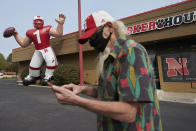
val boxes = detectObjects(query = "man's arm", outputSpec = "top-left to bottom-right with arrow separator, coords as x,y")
82,85 -> 98,98
49,14 -> 65,37
76,97 -> 137,123
61,84 -> 98,98
51,85 -> 137,123
13,32 -> 32,47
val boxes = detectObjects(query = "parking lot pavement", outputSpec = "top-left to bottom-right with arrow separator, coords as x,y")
0,79 -> 196,131
0,79 -> 96,131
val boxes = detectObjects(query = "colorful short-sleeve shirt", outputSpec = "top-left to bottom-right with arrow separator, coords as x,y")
97,37 -> 163,131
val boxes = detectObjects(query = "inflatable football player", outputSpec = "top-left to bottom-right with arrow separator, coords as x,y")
12,14 -> 66,86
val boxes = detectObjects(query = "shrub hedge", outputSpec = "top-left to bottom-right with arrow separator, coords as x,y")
20,64 -> 80,86
53,64 -> 80,85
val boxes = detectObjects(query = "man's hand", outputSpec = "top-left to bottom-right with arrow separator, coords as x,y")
48,83 -> 80,105
62,83 -> 85,95
48,82 -> 137,123
55,13 -> 66,25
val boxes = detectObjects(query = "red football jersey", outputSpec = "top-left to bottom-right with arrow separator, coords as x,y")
26,25 -> 52,50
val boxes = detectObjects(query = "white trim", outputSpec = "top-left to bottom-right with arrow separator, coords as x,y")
92,10 -> 114,27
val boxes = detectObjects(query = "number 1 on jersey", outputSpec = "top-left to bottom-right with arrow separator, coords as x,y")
33,30 -> 41,44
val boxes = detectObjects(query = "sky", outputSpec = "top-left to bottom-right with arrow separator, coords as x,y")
0,0 -> 186,58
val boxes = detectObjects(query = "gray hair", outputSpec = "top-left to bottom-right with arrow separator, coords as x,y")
97,20 -> 128,77
112,20 -> 128,38
97,47 -> 111,77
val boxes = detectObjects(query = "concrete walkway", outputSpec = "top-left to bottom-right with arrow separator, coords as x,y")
17,80 -> 196,104
0,75 -> 16,79
157,89 -> 196,104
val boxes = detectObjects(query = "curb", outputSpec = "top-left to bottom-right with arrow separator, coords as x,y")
17,81 -> 50,88
17,81 -> 196,104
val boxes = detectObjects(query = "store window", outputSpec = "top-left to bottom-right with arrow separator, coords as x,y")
156,36 -> 196,82
145,44 -> 160,89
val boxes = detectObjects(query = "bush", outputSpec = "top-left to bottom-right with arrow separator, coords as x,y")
53,64 -> 80,86
20,65 -> 45,80
20,64 -> 80,86
6,63 -> 19,73
20,66 -> 29,80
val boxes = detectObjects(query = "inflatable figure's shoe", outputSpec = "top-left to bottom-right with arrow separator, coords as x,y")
41,76 -> 54,86
23,75 -> 40,86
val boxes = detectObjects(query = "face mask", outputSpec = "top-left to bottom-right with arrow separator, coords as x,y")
89,27 -> 112,52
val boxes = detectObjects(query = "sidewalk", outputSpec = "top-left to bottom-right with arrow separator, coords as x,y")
17,80 -> 196,104
0,75 -> 16,79
157,89 -> 196,104
17,81 -> 51,88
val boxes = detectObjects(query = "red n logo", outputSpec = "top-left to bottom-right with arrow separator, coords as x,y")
166,58 -> 189,77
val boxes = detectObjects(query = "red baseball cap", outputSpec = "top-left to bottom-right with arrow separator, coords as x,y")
78,10 -> 114,44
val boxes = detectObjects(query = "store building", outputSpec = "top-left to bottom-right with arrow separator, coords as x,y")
12,0 -> 196,92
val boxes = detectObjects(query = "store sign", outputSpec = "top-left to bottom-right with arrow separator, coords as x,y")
127,11 -> 196,35
161,53 -> 196,82
166,58 -> 189,77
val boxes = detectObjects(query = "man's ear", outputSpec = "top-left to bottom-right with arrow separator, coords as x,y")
105,22 -> 113,28
105,22 -> 114,34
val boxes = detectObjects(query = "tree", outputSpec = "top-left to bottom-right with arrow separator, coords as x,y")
7,53 -> 12,64
5,53 -> 19,73
0,53 -> 7,71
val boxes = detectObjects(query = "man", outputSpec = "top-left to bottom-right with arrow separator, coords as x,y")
49,11 -> 162,131
13,14 -> 65,86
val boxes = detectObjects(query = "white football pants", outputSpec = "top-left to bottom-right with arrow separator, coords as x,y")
29,46 -> 58,77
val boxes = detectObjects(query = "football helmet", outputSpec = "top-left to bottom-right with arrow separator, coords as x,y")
33,16 -> 44,29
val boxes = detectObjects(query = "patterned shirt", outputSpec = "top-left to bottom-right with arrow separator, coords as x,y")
97,37 -> 163,131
